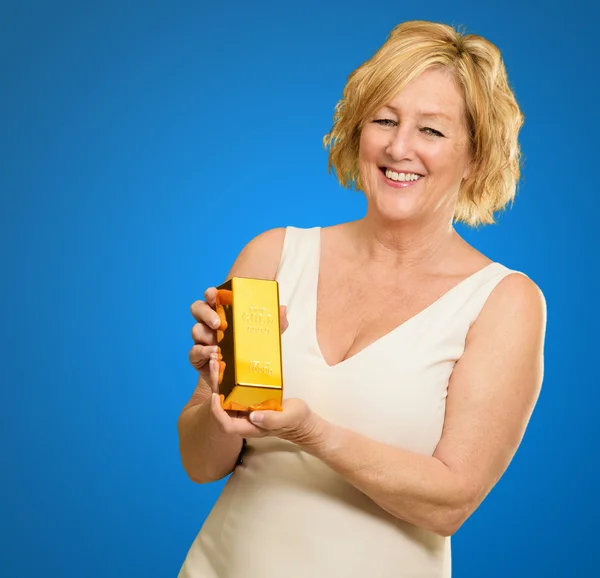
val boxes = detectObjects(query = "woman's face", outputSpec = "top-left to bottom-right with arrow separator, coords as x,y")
358,67 -> 472,225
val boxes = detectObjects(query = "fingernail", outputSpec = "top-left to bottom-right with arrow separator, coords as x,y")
249,412 -> 263,424
212,319 -> 221,329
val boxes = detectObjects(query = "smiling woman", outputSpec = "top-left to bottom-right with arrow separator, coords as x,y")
358,68 -> 473,224
324,24 -> 523,228
177,20 -> 545,578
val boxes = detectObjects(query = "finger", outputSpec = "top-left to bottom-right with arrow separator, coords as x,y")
190,300 -> 222,330
249,409 -> 286,429
229,419 -> 269,438
189,344 -> 219,370
210,393 -> 233,432
210,393 -> 255,436
280,305 -> 289,334
191,322 -> 218,345
211,397 -> 269,437
209,358 -> 220,394
204,287 -> 218,308
210,393 -> 238,432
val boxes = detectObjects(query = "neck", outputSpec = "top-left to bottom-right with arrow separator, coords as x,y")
350,211 -> 458,271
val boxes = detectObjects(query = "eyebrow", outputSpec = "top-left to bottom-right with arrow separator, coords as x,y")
382,105 -> 453,122
419,111 -> 453,121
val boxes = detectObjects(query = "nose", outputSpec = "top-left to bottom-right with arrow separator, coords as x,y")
385,125 -> 416,161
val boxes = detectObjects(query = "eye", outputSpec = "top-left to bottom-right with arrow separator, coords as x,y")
372,118 -> 397,127
420,126 -> 445,137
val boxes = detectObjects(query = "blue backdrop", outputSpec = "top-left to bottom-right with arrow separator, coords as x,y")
1,1 -> 597,576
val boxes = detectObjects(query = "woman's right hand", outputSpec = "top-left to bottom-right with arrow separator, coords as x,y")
189,287 -> 289,392
189,287 -> 222,390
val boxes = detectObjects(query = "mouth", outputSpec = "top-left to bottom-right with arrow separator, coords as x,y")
379,167 -> 424,187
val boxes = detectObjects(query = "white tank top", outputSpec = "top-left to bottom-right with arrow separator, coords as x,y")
179,226 -> 520,578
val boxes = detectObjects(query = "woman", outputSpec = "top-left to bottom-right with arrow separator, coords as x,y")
177,20 -> 546,578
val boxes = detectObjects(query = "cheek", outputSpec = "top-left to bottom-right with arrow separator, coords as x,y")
359,127 -> 385,161
426,148 -> 469,182
449,142 -> 472,177
357,144 -> 377,180
357,143 -> 381,195
358,137 -> 371,166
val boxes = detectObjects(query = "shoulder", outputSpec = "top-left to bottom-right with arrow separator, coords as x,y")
485,269 -> 546,323
469,268 -> 547,352
226,227 -> 287,281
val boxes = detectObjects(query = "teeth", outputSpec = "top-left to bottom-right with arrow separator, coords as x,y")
384,169 -> 421,182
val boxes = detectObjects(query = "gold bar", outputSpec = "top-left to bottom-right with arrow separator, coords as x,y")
215,277 -> 283,412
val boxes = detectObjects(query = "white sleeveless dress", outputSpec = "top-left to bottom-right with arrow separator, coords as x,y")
179,226 -> 521,578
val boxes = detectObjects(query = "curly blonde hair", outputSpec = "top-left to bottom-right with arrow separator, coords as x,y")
323,21 -> 524,226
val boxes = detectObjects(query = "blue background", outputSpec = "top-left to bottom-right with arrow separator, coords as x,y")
1,0 -> 597,576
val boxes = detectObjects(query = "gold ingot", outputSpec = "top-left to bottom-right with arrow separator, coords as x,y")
215,277 -> 283,412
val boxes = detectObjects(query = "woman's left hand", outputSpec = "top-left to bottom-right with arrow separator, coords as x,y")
209,394 -> 322,446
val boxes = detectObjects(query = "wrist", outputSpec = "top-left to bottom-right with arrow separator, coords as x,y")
287,413 -> 334,454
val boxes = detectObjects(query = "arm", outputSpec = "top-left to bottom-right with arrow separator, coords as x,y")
177,227 -> 287,483
263,273 -> 546,535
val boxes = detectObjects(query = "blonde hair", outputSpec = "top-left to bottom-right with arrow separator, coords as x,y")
323,21 -> 524,226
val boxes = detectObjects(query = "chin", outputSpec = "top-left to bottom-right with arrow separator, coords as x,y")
371,195 -> 424,223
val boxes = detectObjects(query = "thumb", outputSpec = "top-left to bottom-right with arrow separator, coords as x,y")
280,305 -> 289,334
248,410 -> 282,429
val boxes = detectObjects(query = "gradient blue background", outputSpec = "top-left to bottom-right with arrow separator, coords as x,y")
1,1 -> 597,576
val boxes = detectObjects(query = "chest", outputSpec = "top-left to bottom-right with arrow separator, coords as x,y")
282,294 -> 460,454
316,265 -> 461,367
279,261 -> 474,454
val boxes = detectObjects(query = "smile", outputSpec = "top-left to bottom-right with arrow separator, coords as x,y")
379,167 -> 424,188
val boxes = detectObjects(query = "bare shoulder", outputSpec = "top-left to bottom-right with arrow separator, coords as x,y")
227,227 -> 287,281
460,271 -> 547,392
470,271 -> 547,344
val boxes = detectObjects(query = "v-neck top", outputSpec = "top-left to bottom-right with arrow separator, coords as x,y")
179,226 -> 520,578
